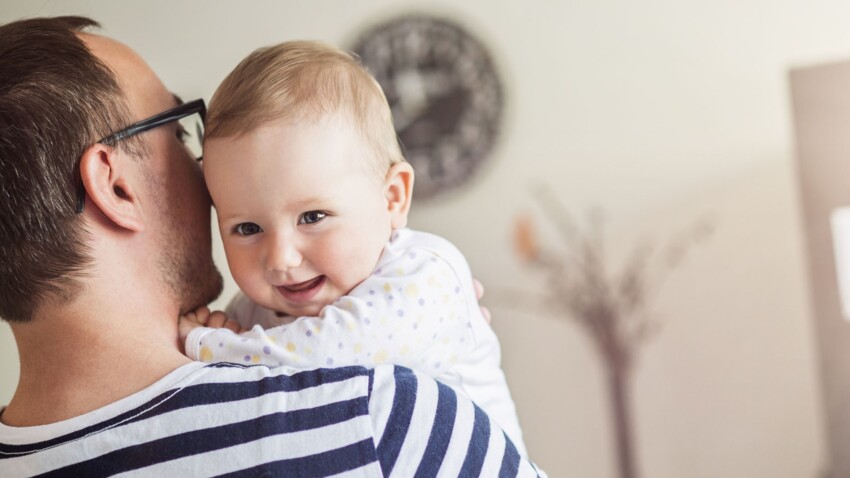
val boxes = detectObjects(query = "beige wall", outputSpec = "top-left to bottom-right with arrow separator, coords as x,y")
0,1 -> 842,476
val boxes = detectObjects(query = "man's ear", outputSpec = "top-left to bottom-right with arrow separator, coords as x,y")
384,162 -> 414,229
78,143 -> 145,232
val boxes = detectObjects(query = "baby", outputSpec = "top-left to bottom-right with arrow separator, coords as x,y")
180,40 -> 526,454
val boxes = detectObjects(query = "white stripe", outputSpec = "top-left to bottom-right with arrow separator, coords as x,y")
390,371 -> 437,477
368,365 -> 395,445
434,393 -> 475,476
327,461 -> 385,478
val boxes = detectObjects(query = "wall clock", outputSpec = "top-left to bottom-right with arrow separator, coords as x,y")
351,14 -> 504,200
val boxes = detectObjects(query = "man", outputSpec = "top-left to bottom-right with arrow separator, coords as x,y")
0,16 -> 542,477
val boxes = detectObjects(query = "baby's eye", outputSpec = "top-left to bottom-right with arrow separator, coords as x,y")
299,211 -> 327,225
234,222 -> 262,236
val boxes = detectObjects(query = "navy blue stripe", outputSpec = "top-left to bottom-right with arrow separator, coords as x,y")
0,364 -> 370,457
498,431 -> 521,477
216,438 -> 377,477
376,366 -> 417,476
458,404 -> 490,477
34,396 -> 370,477
414,381 -> 457,478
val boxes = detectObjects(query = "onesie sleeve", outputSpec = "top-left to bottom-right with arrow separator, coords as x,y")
184,246 -> 476,375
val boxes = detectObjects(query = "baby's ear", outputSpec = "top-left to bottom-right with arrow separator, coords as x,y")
384,162 -> 414,229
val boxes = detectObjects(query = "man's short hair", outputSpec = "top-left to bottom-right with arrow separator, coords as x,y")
206,40 -> 404,176
0,16 -> 137,322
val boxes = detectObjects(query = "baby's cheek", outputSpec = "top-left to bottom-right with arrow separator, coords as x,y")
229,252 -> 262,293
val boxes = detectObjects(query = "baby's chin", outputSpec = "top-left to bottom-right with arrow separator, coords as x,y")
269,302 -> 330,319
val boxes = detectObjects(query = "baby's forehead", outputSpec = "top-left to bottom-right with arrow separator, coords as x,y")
204,114 -> 386,178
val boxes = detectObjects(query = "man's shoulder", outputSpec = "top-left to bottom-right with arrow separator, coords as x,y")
0,363 -> 382,476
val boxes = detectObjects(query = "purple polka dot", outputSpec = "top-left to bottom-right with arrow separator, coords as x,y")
338,342 -> 344,349
397,287 -> 403,293
408,252 -> 417,259
367,301 -> 373,307
388,294 -> 394,301
263,346 -> 271,355
434,362 -> 441,369
418,298 -> 425,306
219,342 -> 223,347
397,310 -> 404,317
413,323 -> 418,330
364,318 -> 371,325
388,334 -> 393,340
455,286 -> 461,294
430,257 -> 437,262
243,355 -> 251,362
375,268 -> 383,274
306,330 -> 313,337
326,357 -> 334,366
369,290 -> 375,295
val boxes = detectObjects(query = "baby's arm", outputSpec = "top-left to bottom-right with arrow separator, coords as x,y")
183,247 -> 476,373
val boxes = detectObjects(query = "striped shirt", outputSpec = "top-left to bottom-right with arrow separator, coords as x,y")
0,362 -> 544,477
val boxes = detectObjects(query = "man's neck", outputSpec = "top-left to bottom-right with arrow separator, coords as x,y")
1,298 -> 190,427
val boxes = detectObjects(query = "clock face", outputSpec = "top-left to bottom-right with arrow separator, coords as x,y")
352,15 -> 504,200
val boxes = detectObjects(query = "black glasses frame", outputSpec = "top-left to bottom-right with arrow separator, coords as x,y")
75,99 -> 207,213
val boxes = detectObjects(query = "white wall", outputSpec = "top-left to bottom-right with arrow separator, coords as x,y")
0,1 -> 842,476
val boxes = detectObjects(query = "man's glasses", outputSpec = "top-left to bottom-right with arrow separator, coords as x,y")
75,98 -> 206,213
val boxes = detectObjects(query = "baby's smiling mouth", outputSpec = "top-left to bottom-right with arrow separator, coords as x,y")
276,276 -> 326,302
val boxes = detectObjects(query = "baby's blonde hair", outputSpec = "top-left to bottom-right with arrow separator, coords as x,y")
206,40 -> 404,175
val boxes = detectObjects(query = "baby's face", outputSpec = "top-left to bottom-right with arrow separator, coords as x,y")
203,115 -> 394,317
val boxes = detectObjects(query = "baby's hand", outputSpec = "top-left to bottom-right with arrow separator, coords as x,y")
473,278 -> 492,325
178,306 -> 242,343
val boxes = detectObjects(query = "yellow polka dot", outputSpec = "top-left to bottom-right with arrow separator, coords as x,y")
406,284 -> 419,297
199,346 -> 214,362
383,283 -> 392,292
286,342 -> 297,353
374,350 -> 389,364
379,317 -> 388,326
428,276 -> 438,286
395,268 -> 405,276
304,347 -> 313,356
251,355 -> 260,363
354,343 -> 363,354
